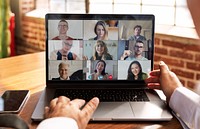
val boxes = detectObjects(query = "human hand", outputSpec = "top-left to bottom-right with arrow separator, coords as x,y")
124,50 -> 132,56
82,56 -> 88,60
62,55 -> 68,60
120,50 -> 132,60
44,96 -> 99,129
145,61 -> 183,102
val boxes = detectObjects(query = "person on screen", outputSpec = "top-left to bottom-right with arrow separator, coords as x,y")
90,21 -> 108,40
127,61 -> 148,80
88,60 -> 109,80
120,40 -> 148,61
90,40 -> 113,60
52,62 -> 70,80
105,20 -> 118,27
50,40 -> 79,60
70,70 -> 83,80
52,19 -> 74,40
128,25 -> 146,42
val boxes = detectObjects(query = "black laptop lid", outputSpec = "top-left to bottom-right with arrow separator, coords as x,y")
46,14 -> 155,88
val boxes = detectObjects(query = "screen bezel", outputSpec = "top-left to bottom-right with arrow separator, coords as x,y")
45,14 -> 155,89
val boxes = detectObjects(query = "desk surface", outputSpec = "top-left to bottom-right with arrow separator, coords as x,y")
0,52 -> 183,129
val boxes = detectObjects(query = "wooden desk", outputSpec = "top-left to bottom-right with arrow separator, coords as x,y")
0,52 -> 183,129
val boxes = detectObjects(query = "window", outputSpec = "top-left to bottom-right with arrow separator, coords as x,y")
88,0 -> 194,28
36,0 -> 86,13
34,0 -> 197,38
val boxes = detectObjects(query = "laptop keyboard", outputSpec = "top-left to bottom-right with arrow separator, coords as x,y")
54,89 -> 149,102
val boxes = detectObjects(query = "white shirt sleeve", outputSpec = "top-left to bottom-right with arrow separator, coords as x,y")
36,117 -> 78,129
169,87 -> 200,129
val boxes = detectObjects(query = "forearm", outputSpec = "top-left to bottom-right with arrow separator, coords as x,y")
169,87 -> 200,129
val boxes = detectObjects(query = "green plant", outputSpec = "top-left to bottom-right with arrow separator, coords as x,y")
0,0 -> 11,58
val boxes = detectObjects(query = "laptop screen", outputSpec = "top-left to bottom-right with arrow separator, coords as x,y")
46,14 -> 154,88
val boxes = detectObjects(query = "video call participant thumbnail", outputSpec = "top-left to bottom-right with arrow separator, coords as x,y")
52,19 -> 74,40
127,60 -> 148,80
50,40 -> 79,60
120,40 -> 148,61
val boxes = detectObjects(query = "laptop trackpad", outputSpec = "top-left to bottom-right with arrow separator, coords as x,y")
91,102 -> 134,121
130,101 -> 171,119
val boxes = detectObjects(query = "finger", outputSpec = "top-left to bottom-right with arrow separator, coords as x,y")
81,97 -> 99,121
49,97 -> 58,109
149,69 -> 160,76
57,96 -> 70,104
159,61 -> 170,74
70,99 -> 86,108
145,76 -> 159,83
44,106 -> 50,118
147,83 -> 161,89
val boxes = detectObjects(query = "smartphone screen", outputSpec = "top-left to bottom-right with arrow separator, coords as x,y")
0,90 -> 29,113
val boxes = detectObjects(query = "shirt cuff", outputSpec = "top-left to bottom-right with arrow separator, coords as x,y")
169,87 -> 200,128
37,117 -> 78,129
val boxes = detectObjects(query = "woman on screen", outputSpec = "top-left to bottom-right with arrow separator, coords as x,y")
90,40 -> 113,60
127,60 -> 148,80
88,60 -> 108,80
90,21 -> 108,40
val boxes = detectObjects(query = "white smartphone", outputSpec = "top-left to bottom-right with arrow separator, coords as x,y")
0,90 -> 30,113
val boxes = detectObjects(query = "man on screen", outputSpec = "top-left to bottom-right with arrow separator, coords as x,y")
52,62 -> 70,80
120,40 -> 148,61
50,40 -> 79,60
128,25 -> 146,42
52,19 -> 74,40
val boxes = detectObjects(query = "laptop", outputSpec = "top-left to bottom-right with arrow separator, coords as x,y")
31,14 -> 172,121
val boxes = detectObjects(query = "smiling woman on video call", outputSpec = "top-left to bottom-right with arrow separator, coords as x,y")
127,60 -> 148,80
90,40 -> 113,60
88,60 -> 109,80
